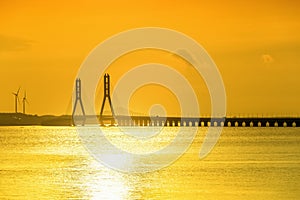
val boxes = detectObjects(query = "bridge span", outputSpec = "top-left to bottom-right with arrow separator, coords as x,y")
72,115 -> 299,127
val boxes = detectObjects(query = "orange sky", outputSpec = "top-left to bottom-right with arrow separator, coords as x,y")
0,0 -> 300,116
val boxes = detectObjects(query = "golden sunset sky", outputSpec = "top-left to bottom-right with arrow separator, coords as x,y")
0,0 -> 299,116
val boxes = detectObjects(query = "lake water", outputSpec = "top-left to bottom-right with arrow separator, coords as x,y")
0,126 -> 299,199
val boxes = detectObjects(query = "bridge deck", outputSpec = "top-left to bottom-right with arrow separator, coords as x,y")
72,115 -> 300,127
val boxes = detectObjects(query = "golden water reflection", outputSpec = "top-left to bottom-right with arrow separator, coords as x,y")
84,161 -> 130,200
0,127 -> 299,199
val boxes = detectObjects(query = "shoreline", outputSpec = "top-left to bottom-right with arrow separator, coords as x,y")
0,113 -> 72,126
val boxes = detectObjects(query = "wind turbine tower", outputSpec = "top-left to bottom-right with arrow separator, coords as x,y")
12,87 -> 20,113
22,91 -> 29,114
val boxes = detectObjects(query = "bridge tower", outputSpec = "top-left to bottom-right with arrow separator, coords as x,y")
72,78 -> 85,125
100,73 -> 115,125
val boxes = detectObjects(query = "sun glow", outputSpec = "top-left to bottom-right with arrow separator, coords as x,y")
84,160 -> 130,200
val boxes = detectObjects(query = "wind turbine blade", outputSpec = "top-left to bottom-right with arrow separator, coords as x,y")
23,91 -> 29,104
17,87 -> 21,95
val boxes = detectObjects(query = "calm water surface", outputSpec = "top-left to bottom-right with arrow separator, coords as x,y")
0,126 -> 299,199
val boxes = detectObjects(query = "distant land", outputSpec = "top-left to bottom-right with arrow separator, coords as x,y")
0,113 -> 72,126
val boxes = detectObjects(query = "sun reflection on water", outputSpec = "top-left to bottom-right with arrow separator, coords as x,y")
1,127 -> 299,200
83,160 -> 130,200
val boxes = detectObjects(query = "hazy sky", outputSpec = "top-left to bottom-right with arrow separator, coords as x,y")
0,0 -> 299,116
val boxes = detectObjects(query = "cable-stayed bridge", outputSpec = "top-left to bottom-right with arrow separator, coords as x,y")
72,74 -> 299,127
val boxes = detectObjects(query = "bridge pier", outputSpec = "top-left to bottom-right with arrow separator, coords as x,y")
96,115 -> 299,127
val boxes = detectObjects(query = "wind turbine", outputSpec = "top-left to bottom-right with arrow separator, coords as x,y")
22,91 -> 29,114
12,87 -> 20,113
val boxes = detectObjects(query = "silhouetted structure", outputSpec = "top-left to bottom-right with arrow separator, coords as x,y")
68,74 -> 299,127
100,115 -> 299,127
100,73 -> 115,125
72,78 -> 85,116
12,87 -> 20,113
22,91 -> 29,114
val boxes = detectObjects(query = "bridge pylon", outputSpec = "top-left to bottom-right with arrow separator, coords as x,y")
100,73 -> 115,125
72,78 -> 86,125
